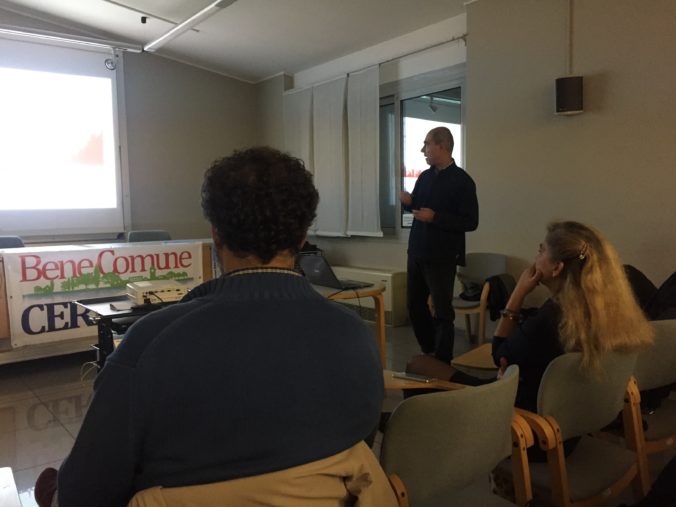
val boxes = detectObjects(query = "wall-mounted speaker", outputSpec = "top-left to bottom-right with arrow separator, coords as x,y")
555,76 -> 583,115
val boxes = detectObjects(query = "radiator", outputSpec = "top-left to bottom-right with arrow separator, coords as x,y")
332,266 -> 407,326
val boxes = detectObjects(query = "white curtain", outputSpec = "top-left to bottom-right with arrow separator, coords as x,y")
347,66 -> 381,236
312,76 -> 348,236
283,87 -> 313,173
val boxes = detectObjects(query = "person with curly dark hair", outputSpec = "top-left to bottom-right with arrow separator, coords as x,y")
201,146 -> 319,266
36,147 -> 395,507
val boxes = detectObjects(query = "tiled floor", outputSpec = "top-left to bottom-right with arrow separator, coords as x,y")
0,320 -> 673,506
0,352 -> 95,507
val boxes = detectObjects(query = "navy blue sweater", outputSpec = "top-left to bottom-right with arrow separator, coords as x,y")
404,162 -> 478,263
58,272 -> 383,507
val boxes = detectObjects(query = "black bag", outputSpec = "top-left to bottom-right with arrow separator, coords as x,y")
652,271 -> 676,320
458,280 -> 482,301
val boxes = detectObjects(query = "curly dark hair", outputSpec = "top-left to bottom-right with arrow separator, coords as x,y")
201,147 -> 319,263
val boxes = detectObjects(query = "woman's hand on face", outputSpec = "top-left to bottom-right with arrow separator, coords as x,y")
515,264 -> 542,296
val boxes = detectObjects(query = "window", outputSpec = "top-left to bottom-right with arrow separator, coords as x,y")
0,36 -> 125,237
401,87 -> 462,227
379,97 -> 396,230
378,65 -> 465,232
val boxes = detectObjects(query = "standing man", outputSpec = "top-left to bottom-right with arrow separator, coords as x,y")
400,127 -> 478,362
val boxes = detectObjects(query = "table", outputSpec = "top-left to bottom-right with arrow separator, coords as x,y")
74,296 -> 173,369
383,369 -> 465,391
312,284 -> 386,367
78,283 -> 387,371
451,343 -> 498,379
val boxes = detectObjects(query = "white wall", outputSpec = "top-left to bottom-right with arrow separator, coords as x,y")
465,0 -> 676,298
294,15 -> 467,89
255,73 -> 292,150
123,52 -> 257,239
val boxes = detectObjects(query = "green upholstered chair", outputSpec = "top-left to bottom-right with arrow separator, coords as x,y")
633,319 -> 676,460
453,252 -> 509,344
381,366 -> 532,506
502,352 -> 649,507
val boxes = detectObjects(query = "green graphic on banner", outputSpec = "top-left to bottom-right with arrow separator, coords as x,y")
33,266 -> 189,294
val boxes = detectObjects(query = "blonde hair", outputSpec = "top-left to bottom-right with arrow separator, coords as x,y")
546,221 -> 653,372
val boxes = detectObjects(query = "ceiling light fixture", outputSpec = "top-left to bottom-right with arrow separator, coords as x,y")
104,0 -> 201,33
143,0 -> 237,52
0,24 -> 142,52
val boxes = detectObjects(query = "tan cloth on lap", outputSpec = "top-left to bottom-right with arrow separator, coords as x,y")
128,441 -> 397,507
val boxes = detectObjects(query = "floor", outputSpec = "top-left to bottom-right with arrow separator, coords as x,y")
0,319 -> 673,506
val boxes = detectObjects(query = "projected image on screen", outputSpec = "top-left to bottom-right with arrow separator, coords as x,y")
0,67 -> 116,210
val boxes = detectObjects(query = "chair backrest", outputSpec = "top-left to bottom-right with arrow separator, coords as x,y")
458,252 -> 507,284
380,366 -> 519,506
537,351 -> 639,441
634,319 -> 676,391
127,230 -> 171,242
0,235 -> 24,248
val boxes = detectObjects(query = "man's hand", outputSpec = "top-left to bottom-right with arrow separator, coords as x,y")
399,191 -> 412,207
412,207 -> 435,222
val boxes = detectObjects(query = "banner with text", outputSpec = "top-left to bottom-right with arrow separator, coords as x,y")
3,243 -> 203,347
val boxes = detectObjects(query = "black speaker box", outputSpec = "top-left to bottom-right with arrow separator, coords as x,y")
555,76 -> 583,115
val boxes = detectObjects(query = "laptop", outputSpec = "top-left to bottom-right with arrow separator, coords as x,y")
298,254 -> 372,290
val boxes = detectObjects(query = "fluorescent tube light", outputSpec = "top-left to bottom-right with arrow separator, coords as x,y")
143,0 -> 237,52
0,25 -> 142,52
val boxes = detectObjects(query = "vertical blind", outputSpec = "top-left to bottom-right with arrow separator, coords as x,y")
347,66 -> 381,236
283,67 -> 380,237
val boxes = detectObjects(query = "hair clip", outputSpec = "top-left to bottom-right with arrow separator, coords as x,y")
578,242 -> 588,260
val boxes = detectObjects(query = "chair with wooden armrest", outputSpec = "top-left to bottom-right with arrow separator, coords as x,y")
633,319 -> 676,459
387,412 -> 533,507
495,351 -> 649,507
454,252 -> 508,344
427,252 -> 511,344
381,365 -> 532,506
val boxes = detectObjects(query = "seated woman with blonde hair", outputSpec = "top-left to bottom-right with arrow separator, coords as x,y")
408,220 -> 654,412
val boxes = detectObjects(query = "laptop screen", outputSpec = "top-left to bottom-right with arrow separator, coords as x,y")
298,254 -> 343,289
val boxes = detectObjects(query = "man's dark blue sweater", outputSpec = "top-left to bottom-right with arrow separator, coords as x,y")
57,271 -> 383,507
404,162 -> 478,262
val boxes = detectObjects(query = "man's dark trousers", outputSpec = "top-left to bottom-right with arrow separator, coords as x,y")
407,256 -> 456,362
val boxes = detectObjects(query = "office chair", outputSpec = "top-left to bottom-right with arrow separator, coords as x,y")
0,235 -> 25,248
633,319 -> 676,461
497,351 -> 649,507
127,230 -> 171,242
381,366 -> 533,506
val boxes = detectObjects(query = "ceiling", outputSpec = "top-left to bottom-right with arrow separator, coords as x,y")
0,0 -> 466,83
